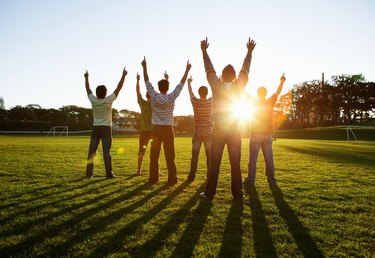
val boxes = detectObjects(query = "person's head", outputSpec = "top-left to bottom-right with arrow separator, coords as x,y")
222,64 -> 236,83
198,86 -> 208,99
158,79 -> 169,93
96,85 -> 107,99
257,86 -> 267,99
146,91 -> 151,100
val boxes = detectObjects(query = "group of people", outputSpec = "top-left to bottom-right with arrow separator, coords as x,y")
84,37 -> 286,201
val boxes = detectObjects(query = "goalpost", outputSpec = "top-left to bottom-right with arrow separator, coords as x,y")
346,125 -> 375,141
47,126 -> 69,137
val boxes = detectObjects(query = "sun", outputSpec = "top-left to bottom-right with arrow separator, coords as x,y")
231,96 -> 253,124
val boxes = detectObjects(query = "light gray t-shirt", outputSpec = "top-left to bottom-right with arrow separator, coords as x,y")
88,93 -> 116,126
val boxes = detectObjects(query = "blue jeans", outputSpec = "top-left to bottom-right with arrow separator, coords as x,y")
86,126 -> 113,177
189,125 -> 212,179
204,125 -> 243,199
247,133 -> 276,184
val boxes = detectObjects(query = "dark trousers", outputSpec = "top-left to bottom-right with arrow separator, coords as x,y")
189,125 -> 212,179
204,125 -> 243,199
149,125 -> 177,183
86,126 -> 112,177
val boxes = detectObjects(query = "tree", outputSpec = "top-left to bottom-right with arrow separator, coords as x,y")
0,97 -> 4,110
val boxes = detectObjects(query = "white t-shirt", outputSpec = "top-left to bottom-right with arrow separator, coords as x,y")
88,93 -> 116,126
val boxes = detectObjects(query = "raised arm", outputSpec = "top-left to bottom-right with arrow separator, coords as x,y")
136,73 -> 141,97
180,60 -> 192,85
201,37 -> 219,86
84,70 -> 92,95
164,71 -> 169,81
236,37 -> 256,87
187,76 -> 194,98
141,56 -> 149,82
274,73 -> 286,98
113,67 -> 127,97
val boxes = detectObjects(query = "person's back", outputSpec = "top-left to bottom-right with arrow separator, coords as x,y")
251,96 -> 277,134
84,68 -> 127,179
187,77 -> 213,181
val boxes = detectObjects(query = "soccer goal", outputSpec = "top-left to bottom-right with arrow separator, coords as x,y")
346,125 -> 375,141
47,126 -> 68,137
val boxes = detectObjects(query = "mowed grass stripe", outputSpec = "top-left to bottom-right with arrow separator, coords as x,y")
0,136 -> 374,257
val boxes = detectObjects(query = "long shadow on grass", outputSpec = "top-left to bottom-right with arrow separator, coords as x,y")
41,182 -> 171,257
134,183 -> 206,257
0,180 -> 149,257
218,201 -> 243,258
0,176 -> 114,210
279,144 -> 375,167
0,177 -> 118,228
270,185 -> 323,258
245,186 -> 277,258
87,181 -> 191,258
0,177 -> 85,202
171,197 -> 212,258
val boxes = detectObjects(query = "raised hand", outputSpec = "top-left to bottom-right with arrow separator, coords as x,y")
141,56 -> 147,68
136,73 -> 140,81
247,37 -> 256,52
280,73 -> 286,82
186,60 -> 192,72
201,37 -> 209,51
164,71 -> 169,81
123,67 -> 128,76
84,70 -> 89,78
187,76 -> 193,84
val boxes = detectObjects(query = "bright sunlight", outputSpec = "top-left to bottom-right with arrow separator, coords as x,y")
230,96 -> 254,124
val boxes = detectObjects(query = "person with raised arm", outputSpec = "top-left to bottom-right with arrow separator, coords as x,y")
136,73 -> 153,176
85,67 -> 127,179
244,73 -> 286,186
141,57 -> 192,184
199,37 -> 256,201
186,76 -> 213,181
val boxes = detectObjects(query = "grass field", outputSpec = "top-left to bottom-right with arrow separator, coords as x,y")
0,136 -> 374,257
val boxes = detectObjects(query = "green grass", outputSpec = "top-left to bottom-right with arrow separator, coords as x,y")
0,136 -> 374,257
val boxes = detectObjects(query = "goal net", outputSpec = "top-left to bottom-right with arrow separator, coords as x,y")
47,126 -> 68,137
346,125 -> 375,141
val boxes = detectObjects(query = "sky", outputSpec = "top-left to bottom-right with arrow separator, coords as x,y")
0,0 -> 374,115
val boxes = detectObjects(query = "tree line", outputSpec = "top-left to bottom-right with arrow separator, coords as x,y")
1,74 -> 374,133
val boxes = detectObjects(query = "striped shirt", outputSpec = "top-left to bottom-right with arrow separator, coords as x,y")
146,81 -> 184,125
189,93 -> 213,127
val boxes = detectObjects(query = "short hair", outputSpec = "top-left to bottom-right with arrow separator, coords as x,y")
222,64 -> 236,83
158,79 -> 169,93
198,86 -> 208,98
257,86 -> 267,98
96,85 -> 107,99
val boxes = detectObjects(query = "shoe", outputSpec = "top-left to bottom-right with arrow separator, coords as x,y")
233,193 -> 245,203
267,178 -> 277,185
243,177 -> 254,187
168,180 -> 178,185
86,173 -> 94,179
200,192 -> 213,201
187,176 -> 195,182
106,174 -> 117,179
148,179 -> 158,184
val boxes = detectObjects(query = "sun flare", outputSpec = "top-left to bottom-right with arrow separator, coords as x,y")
231,97 -> 253,124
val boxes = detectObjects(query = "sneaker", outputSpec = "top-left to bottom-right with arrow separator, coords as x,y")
200,192 -> 213,201
106,174 -> 117,179
187,176 -> 195,182
267,178 -> 277,185
233,193 -> 245,203
243,177 -> 254,187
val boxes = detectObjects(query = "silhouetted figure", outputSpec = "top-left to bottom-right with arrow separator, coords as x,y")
141,57 -> 191,184
85,68 -> 127,179
199,37 -> 256,201
244,74 -> 286,186
136,73 -> 153,176
187,76 -> 213,181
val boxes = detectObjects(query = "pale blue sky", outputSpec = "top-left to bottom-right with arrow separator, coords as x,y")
1,0 -> 374,115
